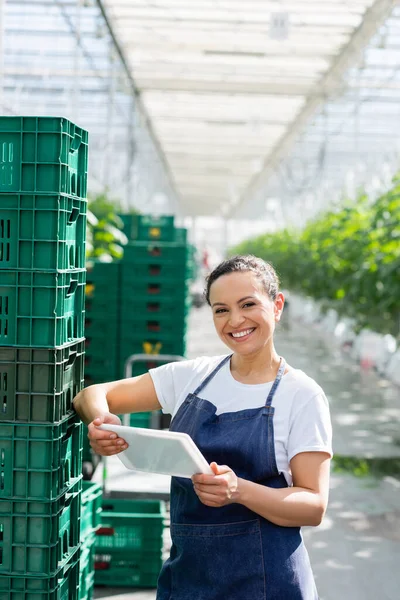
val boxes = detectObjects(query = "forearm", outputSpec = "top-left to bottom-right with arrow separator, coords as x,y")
237,478 -> 326,527
73,384 -> 112,424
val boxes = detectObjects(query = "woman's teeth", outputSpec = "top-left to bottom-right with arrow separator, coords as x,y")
231,328 -> 254,338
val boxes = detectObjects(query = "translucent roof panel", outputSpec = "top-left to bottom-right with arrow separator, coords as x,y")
102,0 -> 387,216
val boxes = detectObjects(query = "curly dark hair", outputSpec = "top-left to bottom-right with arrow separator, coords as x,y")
204,255 -> 280,305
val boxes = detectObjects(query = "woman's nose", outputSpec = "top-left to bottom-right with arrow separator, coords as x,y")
228,311 -> 245,328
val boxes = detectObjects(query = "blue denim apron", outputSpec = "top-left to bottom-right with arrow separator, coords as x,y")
157,355 -> 318,600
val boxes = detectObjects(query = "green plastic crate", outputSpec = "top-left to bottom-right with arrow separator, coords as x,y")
96,498 -> 165,552
120,296 -> 190,317
79,535 -> 95,600
81,482 -> 102,540
94,549 -> 162,588
121,293 -> 190,309
86,261 -> 120,284
0,481 -> 81,576
123,242 -> 189,265
118,315 -> 188,337
174,227 -> 188,244
0,341 -> 84,423
82,430 -> 93,463
119,214 -> 175,242
124,359 -> 173,378
85,314 -> 119,340
0,193 -> 87,271
130,412 -> 152,428
0,270 -> 86,347
120,339 -> 186,362
121,263 -> 192,285
120,281 -> 189,300
0,414 -> 83,501
0,116 -> 88,198
0,548 -> 80,600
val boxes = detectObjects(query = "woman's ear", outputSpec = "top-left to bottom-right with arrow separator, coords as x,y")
274,292 -> 285,321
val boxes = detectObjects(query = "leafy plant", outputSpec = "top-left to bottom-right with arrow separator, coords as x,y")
230,175 -> 400,337
86,191 -> 137,260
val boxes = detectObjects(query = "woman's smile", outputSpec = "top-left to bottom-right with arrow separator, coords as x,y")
228,327 -> 256,342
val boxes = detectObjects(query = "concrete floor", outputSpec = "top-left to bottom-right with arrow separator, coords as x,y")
94,304 -> 400,600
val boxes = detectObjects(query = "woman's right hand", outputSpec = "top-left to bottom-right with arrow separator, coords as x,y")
87,413 -> 128,456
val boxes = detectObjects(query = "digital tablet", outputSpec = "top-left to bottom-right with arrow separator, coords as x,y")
99,424 -> 213,478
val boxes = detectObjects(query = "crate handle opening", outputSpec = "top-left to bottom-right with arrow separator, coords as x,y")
70,132 -> 82,153
96,526 -> 115,535
71,173 -> 77,196
68,207 -> 80,224
66,350 -> 77,368
66,280 -> 78,297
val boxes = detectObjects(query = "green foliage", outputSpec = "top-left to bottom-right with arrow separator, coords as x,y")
86,191 -> 138,260
230,176 -> 400,337
333,455 -> 400,478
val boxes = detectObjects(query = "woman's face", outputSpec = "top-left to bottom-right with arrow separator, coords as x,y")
209,271 -> 284,356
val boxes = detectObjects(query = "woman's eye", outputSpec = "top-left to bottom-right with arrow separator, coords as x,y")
215,308 -> 227,314
243,302 -> 255,308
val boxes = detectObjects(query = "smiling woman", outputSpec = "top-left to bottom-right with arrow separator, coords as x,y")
73,254 -> 333,600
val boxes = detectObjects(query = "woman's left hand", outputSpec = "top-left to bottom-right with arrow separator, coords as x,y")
192,462 -> 239,507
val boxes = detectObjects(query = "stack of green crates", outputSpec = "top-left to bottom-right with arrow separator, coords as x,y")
84,214 -> 194,430
120,215 -> 193,428
84,261 -> 121,385
0,116 -> 88,600
79,482 -> 103,600
94,498 -> 166,588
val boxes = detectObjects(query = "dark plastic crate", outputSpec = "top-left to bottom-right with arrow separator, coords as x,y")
0,481 -> 81,576
0,269 -> 85,347
95,498 -> 165,552
94,549 -> 162,588
81,482 -> 102,540
119,214 -> 175,242
0,116 -> 88,198
0,194 -> 87,271
0,548 -> 80,600
0,413 -> 83,501
0,341 -> 85,423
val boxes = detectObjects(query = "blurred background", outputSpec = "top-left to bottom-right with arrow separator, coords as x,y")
0,1 -> 399,599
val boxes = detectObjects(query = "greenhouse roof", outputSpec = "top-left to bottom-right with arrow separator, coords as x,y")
101,0 -> 398,217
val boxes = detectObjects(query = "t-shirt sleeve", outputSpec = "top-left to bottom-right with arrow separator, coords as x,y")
148,361 -> 178,415
287,391 -> 333,462
148,357 -> 211,416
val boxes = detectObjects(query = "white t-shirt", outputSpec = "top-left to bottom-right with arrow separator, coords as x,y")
149,355 -> 333,486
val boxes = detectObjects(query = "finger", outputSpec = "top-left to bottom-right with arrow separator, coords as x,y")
90,438 -> 126,449
193,482 -> 227,494
211,462 -> 232,475
88,423 -> 118,441
195,491 -> 222,506
192,474 -> 220,485
92,444 -> 128,456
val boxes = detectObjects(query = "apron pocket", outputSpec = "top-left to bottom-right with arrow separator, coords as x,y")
170,519 -> 265,600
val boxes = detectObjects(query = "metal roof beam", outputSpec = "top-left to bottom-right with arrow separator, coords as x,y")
234,0 -> 399,217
